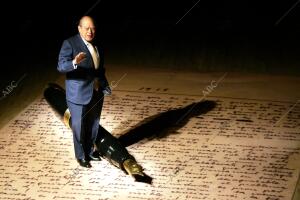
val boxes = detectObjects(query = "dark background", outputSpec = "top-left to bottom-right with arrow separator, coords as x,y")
3,0 -> 300,82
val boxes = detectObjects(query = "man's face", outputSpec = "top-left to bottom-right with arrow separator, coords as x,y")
78,18 -> 96,42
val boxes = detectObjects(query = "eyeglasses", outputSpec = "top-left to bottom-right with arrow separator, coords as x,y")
80,26 -> 96,32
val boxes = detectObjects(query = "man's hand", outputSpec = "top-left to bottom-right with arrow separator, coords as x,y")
94,80 -> 111,95
102,86 -> 112,96
73,52 -> 86,65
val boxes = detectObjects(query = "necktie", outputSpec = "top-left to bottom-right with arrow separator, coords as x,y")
87,43 -> 99,69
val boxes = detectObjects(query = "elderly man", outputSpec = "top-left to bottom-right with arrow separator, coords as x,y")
57,16 -> 111,168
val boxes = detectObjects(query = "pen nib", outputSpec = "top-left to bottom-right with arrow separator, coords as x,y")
123,159 -> 144,177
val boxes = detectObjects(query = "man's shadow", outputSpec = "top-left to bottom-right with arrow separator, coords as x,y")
118,100 -> 217,147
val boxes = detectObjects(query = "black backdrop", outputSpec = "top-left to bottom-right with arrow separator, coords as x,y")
2,0 -> 300,77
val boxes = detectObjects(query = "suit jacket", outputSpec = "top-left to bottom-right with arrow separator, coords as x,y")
57,34 -> 108,105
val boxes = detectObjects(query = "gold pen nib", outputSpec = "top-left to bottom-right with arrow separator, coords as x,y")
123,159 -> 144,177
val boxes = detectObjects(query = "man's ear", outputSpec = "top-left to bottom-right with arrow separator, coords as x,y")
78,26 -> 81,32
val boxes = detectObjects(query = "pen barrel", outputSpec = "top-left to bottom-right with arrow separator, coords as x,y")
97,126 -> 134,169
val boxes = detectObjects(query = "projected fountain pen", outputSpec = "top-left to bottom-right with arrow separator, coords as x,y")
43,83 -> 144,179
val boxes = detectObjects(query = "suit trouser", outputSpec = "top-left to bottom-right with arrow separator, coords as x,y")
67,91 -> 104,160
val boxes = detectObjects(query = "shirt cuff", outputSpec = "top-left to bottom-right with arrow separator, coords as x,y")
72,60 -> 77,69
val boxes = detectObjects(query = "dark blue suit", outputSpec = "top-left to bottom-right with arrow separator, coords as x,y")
57,34 -> 109,159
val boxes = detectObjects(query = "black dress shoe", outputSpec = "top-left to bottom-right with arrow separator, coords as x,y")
89,151 -> 101,161
77,159 -> 92,168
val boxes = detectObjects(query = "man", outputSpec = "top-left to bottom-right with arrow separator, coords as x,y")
57,16 -> 111,168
